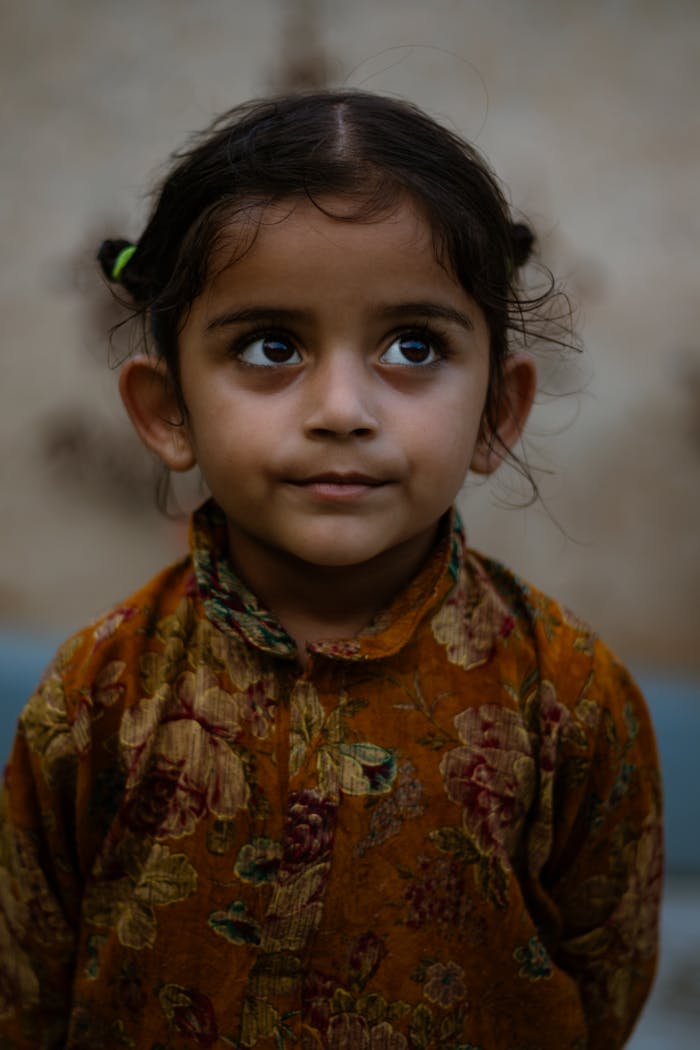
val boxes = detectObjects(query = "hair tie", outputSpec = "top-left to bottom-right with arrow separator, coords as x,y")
111,244 -> 137,282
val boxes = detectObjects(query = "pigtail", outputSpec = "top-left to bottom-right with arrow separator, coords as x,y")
97,238 -> 143,299
510,222 -> 535,269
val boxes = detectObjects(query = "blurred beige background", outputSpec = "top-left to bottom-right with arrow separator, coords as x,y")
1,0 -> 699,673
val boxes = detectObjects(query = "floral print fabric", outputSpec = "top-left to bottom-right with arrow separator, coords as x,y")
0,500 -> 662,1048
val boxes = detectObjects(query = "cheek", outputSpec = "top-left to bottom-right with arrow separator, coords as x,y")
416,390 -> 485,461
184,385 -> 248,442
407,425 -> 479,503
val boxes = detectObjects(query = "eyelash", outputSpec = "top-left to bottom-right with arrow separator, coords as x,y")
228,329 -> 300,368
384,324 -> 451,367
229,323 -> 453,369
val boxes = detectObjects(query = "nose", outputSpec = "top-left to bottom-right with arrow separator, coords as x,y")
302,351 -> 380,439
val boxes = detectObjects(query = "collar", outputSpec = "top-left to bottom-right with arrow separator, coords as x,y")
191,499 -> 465,662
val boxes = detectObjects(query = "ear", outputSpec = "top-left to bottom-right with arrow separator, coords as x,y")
119,357 -> 196,472
470,353 -> 537,475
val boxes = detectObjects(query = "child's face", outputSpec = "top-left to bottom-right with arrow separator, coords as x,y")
144,196 -> 522,576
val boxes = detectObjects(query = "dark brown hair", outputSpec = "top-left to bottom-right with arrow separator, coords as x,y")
99,89 -> 565,485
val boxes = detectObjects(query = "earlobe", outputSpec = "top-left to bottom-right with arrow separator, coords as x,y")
470,353 -> 537,475
119,357 -> 196,472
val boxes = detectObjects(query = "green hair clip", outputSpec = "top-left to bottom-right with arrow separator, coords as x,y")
111,244 -> 137,282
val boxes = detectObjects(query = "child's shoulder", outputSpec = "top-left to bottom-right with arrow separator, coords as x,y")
470,548 -> 596,639
31,552 -> 197,711
465,547 -> 643,715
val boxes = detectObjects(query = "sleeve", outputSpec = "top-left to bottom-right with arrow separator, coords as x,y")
0,661 -> 83,1048
542,640 -> 663,1049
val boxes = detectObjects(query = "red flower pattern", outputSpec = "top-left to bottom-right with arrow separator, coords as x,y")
440,703 -> 535,858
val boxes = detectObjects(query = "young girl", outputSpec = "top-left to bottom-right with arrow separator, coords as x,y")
0,91 -> 662,1050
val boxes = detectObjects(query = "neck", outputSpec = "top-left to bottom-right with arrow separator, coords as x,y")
225,525 -> 440,658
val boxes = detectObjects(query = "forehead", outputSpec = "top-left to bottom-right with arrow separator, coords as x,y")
197,195 -> 468,313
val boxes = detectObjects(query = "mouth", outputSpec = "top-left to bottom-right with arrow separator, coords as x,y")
287,473 -> 390,502
293,473 -> 387,487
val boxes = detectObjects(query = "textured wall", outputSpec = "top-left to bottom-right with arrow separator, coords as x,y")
1,0 -> 699,670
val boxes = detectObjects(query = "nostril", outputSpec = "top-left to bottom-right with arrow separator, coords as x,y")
309,424 -> 374,439
302,378 -> 380,437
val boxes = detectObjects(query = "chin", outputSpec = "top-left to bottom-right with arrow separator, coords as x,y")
293,544 -> 386,570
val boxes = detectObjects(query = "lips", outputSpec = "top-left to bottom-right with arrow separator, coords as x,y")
293,473 -> 386,487
287,472 -> 390,502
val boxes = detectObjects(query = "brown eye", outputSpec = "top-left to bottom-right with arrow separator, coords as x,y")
381,334 -> 439,366
237,335 -> 301,367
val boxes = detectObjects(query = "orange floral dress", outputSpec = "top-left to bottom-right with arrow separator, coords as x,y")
0,500 -> 662,1049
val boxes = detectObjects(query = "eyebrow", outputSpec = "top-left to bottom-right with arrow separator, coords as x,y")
206,306 -> 311,331
205,301 -> 475,333
378,301 -> 475,332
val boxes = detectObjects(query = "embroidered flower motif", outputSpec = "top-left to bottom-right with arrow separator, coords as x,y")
422,961 -> 468,1008
2,822 -> 74,950
158,983 -> 219,1047
20,674 -> 77,786
354,761 -> 425,857
0,868 -> 40,1018
240,676 -> 276,739
92,660 -> 127,706
289,686 -> 396,801
328,1012 -> 370,1048
574,692 -> 601,732
120,758 -> 207,837
120,664 -> 249,838
314,638 -> 363,659
239,996 -> 288,1046
368,1021 -> 408,1049
91,606 -> 137,652
431,562 -> 512,670
513,936 -> 553,980
208,900 -> 262,946
302,970 -> 337,1036
404,856 -> 468,931
302,971 -> 408,1048
537,680 -> 571,774
290,682 -> 325,776
263,860 -> 331,954
72,660 -> 128,758
561,606 -> 596,655
219,632 -> 268,691
194,623 -> 276,739
83,838 -> 197,950
283,790 -> 337,872
611,818 -> 663,960
235,837 -> 283,885
239,791 -> 339,957
193,503 -> 296,655
348,931 -> 389,992
439,704 -> 535,858
319,741 -> 398,800
139,598 -> 195,692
